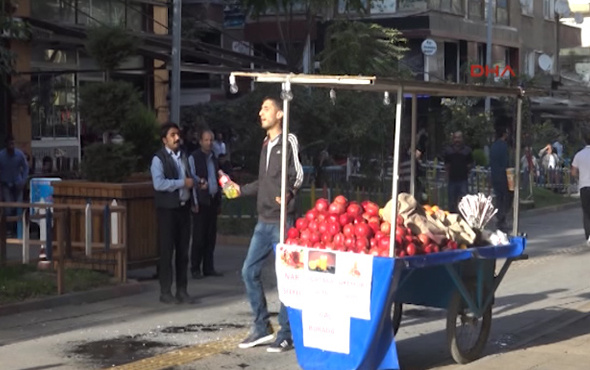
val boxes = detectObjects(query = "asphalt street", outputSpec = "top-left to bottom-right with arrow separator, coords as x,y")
0,206 -> 589,370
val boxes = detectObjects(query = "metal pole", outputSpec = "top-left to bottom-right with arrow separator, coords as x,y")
170,0 -> 182,123
410,94 -> 417,198
484,0 -> 493,113
512,96 -> 523,236
279,80 -> 292,244
553,13 -> 561,89
389,87 -> 404,258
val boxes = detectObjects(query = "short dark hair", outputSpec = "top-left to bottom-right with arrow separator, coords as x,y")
263,97 -> 282,110
495,126 -> 507,139
200,128 -> 214,140
160,122 -> 180,139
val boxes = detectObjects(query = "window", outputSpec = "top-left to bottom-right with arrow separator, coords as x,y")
544,0 -> 554,20
371,0 -> 397,14
31,0 -> 76,23
429,0 -> 463,13
496,0 -> 508,25
484,0 -> 496,23
469,0 -> 483,20
520,0 -> 533,15
398,0 -> 428,11
77,0 -> 143,29
31,74 -> 78,139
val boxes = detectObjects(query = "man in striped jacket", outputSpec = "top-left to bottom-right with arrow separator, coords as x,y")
233,97 -> 304,353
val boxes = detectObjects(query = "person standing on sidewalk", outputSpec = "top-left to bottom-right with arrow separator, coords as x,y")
0,136 -> 29,236
443,131 -> 473,213
189,129 -> 223,279
232,97 -> 304,353
150,122 -> 197,305
570,134 -> 590,245
490,126 -> 510,231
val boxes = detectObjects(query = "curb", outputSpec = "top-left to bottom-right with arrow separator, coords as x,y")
0,280 -> 157,317
519,201 -> 579,218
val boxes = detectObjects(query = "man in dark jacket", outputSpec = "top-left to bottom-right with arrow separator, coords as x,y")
232,97 -> 304,353
189,129 -> 223,279
150,122 -> 197,304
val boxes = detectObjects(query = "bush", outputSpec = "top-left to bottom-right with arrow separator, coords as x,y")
81,143 -> 137,183
472,148 -> 488,167
121,105 -> 160,172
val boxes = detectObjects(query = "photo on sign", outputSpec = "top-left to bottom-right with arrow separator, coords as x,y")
308,251 -> 336,274
279,244 -> 305,270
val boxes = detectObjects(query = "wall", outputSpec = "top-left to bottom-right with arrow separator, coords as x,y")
153,5 -> 170,124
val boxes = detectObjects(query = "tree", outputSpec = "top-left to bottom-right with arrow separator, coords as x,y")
85,25 -> 138,81
241,0 -> 368,70
440,98 -> 493,149
318,21 -> 409,77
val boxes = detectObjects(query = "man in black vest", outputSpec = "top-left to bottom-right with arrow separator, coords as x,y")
189,129 -> 223,279
150,122 -> 197,304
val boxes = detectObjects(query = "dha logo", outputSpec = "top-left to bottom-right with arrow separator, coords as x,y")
470,64 -> 516,78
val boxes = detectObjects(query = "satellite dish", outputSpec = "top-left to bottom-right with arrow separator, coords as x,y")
575,12 -> 584,24
555,0 -> 570,16
539,54 -> 553,72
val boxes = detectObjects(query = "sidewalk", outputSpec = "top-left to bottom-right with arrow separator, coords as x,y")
436,313 -> 590,370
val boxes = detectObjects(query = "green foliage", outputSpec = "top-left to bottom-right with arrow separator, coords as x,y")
85,25 -> 139,77
120,105 -> 161,172
472,148 -> 488,166
81,143 -> 137,183
0,47 -> 15,78
318,21 -> 409,77
440,98 -> 493,149
79,81 -> 141,134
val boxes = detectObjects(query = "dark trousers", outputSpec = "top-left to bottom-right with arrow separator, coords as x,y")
580,187 -> 590,239
448,180 -> 468,213
494,185 -> 512,229
191,201 -> 218,274
157,205 -> 191,295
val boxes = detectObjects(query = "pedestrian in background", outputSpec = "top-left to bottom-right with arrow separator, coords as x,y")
443,131 -> 473,213
490,126 -> 510,231
0,136 -> 29,236
150,122 -> 197,305
232,97 -> 304,353
189,129 -> 223,279
570,134 -> 590,245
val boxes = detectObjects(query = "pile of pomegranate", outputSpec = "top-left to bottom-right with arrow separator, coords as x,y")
285,196 -> 461,258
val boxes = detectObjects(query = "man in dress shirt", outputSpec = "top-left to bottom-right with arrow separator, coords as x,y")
150,122 -> 197,304
189,129 -> 223,279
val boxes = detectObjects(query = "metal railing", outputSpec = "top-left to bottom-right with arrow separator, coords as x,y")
0,201 -> 127,295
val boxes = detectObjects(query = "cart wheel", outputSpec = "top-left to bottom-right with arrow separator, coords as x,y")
446,290 -> 492,364
391,303 -> 403,335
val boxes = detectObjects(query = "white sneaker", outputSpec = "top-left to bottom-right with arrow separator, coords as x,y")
586,237 -> 590,246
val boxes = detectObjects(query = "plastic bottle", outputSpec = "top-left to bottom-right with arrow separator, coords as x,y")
218,170 -> 239,199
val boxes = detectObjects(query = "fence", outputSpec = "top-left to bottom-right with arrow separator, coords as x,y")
0,201 -> 127,295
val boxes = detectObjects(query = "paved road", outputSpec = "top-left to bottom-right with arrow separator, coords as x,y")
0,206 -> 589,370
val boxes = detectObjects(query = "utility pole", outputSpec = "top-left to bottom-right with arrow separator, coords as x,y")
552,12 -> 561,90
171,0 -> 182,124
484,0 -> 493,114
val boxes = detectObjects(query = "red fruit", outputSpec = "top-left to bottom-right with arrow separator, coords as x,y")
346,203 -> 363,217
417,234 -> 431,246
334,195 -> 348,206
398,250 -> 407,257
329,202 -> 345,215
313,242 -> 323,249
406,227 -> 413,236
355,222 -> 372,238
356,237 -> 369,251
395,226 -> 406,239
424,245 -> 433,254
396,215 -> 405,226
296,218 -> 308,230
370,238 -> 377,248
317,212 -> 328,223
322,233 -> 333,244
328,214 -> 339,224
305,210 -> 318,221
368,221 -> 381,234
328,222 -> 341,236
362,201 -> 380,216
285,238 -> 298,245
406,243 -> 417,256
447,240 -> 458,250
318,222 -> 328,235
380,221 -> 391,235
333,233 -> 345,248
374,231 -> 385,241
325,242 -> 335,250
343,224 -> 355,238
339,214 -> 352,226
353,216 -> 364,224
287,227 -> 299,239
395,235 -> 403,247
362,212 -> 371,221
432,245 -> 440,253
308,220 -> 319,232
310,232 -> 321,244
300,229 -> 312,241
315,198 -> 329,213
344,236 -> 356,250
379,236 -> 391,250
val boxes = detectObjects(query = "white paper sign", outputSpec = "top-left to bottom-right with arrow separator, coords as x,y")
302,310 -> 350,354
276,244 -> 307,309
335,252 -> 374,320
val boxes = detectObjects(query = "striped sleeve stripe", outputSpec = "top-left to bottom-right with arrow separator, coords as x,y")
288,133 -> 304,190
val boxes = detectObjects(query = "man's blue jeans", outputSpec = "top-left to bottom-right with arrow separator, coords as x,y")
448,180 -> 468,213
242,220 -> 292,340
